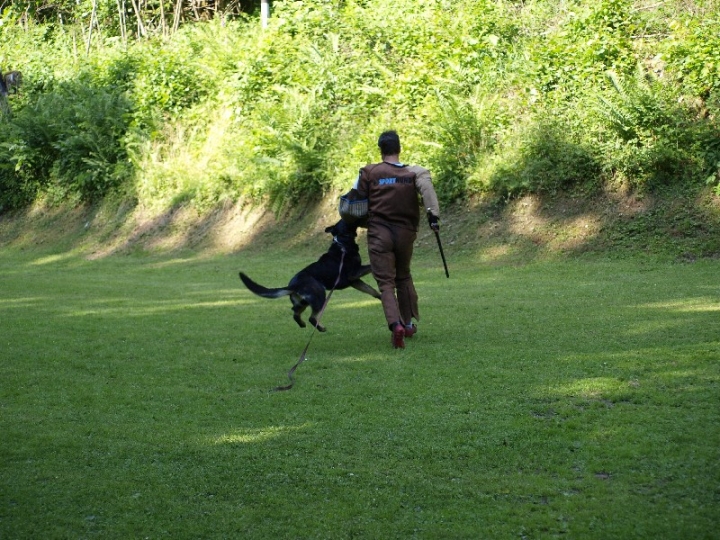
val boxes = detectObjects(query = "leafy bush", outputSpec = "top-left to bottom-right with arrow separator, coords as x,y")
422,91 -> 509,203
0,82 -> 132,209
663,16 -> 720,100
1,0 -> 719,212
481,116 -> 600,197
230,87 -> 339,212
595,68 -> 718,190
127,34 -> 215,130
528,0 -> 638,96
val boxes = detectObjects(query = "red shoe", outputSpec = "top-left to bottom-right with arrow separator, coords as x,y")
392,323 -> 405,349
404,324 -> 417,338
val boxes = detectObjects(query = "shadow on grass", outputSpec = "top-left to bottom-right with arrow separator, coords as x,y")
421,186 -> 720,266
2,181 -> 719,270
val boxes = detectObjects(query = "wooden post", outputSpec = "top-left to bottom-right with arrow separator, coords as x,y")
261,0 -> 269,28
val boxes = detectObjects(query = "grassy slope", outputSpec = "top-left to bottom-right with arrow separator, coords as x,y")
1,184 -> 719,263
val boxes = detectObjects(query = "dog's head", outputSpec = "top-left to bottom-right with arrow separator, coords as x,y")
325,219 -> 359,250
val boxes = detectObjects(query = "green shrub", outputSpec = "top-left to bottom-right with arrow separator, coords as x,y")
595,68 -> 717,190
529,0 -> 637,96
2,1 -> 720,211
663,16 -> 720,100
128,37 -> 211,129
481,116 -> 600,197
0,81 -> 132,209
422,91 -> 509,203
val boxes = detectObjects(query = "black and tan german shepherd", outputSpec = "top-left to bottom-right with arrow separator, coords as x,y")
239,219 -> 380,332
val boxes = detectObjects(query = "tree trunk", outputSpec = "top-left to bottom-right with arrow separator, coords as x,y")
116,0 -> 127,45
172,0 -> 181,33
130,0 -> 147,37
86,0 -> 98,55
159,0 -> 167,36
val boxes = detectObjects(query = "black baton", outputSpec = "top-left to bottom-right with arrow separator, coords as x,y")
428,209 -> 449,278
434,229 -> 449,278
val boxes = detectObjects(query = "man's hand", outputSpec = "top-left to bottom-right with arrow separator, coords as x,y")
427,212 -> 440,232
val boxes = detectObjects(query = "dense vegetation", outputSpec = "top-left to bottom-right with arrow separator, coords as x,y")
1,0 -> 719,213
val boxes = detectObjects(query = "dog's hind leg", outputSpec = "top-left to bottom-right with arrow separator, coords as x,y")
290,294 -> 308,328
308,311 -> 327,332
303,284 -> 328,332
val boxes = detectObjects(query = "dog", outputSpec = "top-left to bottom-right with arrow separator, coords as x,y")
239,219 -> 381,332
2,70 -> 21,95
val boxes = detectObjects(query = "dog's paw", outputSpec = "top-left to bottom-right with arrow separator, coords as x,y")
309,317 -> 326,332
293,314 -> 307,328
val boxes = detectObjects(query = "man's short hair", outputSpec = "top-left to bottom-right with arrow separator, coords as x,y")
378,130 -> 401,156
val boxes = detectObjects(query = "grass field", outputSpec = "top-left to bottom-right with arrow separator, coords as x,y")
1,245 -> 719,539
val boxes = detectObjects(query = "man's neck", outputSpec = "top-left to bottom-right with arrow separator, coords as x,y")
382,154 -> 401,164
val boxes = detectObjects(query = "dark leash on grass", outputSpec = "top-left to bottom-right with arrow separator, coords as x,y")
272,246 -> 346,392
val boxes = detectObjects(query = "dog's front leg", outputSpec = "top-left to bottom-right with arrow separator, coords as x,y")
348,264 -> 373,281
351,280 -> 382,299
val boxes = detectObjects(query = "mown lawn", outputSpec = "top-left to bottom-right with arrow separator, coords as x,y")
1,247 -> 718,539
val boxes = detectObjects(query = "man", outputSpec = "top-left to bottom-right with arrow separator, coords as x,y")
352,130 -> 440,349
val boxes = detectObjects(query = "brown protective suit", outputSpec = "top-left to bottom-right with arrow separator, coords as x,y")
355,162 -> 440,328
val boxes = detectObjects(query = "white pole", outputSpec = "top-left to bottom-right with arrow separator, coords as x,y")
261,0 -> 269,28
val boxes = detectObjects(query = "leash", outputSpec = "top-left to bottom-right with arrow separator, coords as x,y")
272,243 -> 346,392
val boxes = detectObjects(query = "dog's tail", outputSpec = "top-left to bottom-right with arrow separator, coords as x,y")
239,272 -> 292,299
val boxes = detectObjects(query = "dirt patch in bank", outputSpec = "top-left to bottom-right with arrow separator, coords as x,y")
1,187 -> 719,263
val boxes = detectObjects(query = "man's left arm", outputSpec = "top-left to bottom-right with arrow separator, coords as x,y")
409,166 -> 440,220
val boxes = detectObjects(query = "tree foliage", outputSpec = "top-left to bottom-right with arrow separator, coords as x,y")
1,0 -> 719,212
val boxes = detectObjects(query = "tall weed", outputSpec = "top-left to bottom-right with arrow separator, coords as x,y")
663,15 -> 720,100
528,0 -> 637,97
423,91 -> 508,203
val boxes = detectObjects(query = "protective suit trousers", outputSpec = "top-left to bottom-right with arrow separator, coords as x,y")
367,221 -> 419,328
